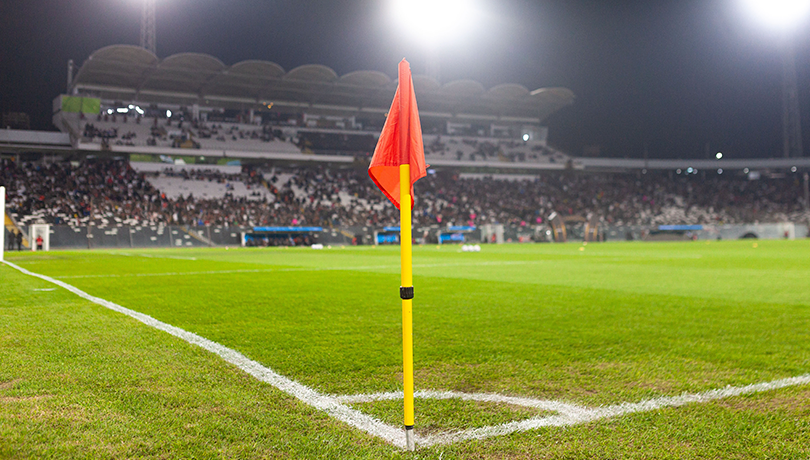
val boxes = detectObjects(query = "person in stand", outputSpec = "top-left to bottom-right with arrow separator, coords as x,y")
35,234 -> 43,251
16,230 -> 23,251
6,230 -> 14,251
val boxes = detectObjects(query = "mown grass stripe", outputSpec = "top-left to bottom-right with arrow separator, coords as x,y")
54,260 -> 536,279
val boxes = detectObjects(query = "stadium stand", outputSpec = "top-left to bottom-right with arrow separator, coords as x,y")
421,134 -> 568,164
72,113 -> 302,154
4,158 -> 808,236
49,45 -> 575,170
2,158 -> 158,228
136,165 -> 270,202
58,112 -> 569,166
3,46 -> 808,248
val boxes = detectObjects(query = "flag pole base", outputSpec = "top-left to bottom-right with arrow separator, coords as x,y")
405,425 -> 414,451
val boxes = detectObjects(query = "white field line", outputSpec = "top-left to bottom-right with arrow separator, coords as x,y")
335,390 -> 591,418
338,375 -> 810,448
5,259 -> 810,450
2,260 -> 407,450
54,260 -> 536,279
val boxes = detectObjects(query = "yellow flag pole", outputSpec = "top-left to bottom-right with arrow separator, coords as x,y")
399,164 -> 415,451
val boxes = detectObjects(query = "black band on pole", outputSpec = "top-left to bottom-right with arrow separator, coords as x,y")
405,425 -> 413,430
400,286 -> 414,300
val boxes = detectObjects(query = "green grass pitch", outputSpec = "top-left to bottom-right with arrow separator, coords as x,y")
2,240 -> 809,458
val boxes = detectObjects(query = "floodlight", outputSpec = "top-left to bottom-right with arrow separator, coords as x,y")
791,166 -> 798,172
687,167 -> 694,174
522,133 -> 530,141
716,152 -> 723,159
391,0 -> 481,46
718,168 -> 724,174
740,0 -> 810,30
166,109 -> 172,118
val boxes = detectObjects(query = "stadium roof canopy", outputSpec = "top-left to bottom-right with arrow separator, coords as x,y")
70,45 -> 574,122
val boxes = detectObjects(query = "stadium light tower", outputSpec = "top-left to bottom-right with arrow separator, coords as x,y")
739,0 -> 810,158
390,0 -> 480,81
140,0 -> 156,55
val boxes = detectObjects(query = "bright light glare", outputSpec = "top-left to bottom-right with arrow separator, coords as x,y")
166,109 -> 172,118
391,0 -> 480,46
740,0 -> 810,30
522,133 -> 530,141
716,152 -> 723,159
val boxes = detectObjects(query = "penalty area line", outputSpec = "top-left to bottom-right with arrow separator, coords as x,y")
337,375 -> 810,448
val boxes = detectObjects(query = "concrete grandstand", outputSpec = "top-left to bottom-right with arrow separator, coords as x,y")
48,44 -> 575,170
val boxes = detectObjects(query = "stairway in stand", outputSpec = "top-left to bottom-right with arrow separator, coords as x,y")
4,213 -> 30,249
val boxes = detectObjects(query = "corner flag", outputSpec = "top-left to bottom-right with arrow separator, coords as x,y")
368,59 -> 427,451
368,59 -> 428,210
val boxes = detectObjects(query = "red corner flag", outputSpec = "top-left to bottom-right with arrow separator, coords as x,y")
368,59 -> 428,209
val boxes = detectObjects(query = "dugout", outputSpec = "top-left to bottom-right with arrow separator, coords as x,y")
374,226 -> 400,245
437,226 -> 477,245
548,212 -> 567,242
549,213 -> 597,243
243,226 -> 322,247
583,214 -> 602,242
644,225 -> 702,241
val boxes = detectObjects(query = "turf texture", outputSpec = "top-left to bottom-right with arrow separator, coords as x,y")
1,240 -> 809,458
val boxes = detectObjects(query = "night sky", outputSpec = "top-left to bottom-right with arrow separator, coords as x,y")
2,0 -> 809,159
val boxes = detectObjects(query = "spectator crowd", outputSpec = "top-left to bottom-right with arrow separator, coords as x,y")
2,158 -> 808,231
